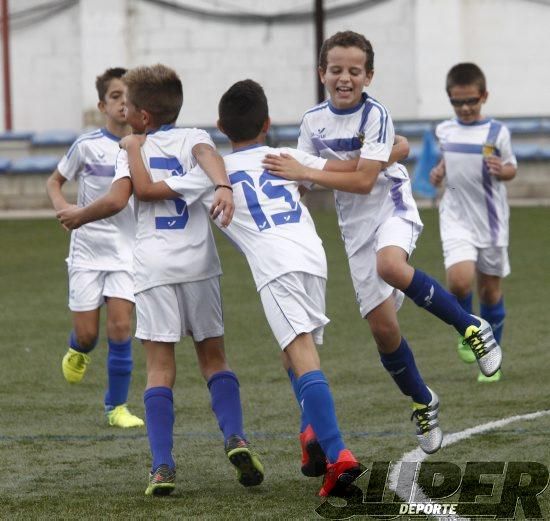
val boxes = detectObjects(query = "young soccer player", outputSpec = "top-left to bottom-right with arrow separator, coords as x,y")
121,79 -> 366,498
57,64 -> 262,496
263,31 -> 503,457
46,67 -> 143,429
430,63 -> 517,382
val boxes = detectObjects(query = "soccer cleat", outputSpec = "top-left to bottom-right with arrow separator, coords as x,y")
106,404 -> 145,428
225,434 -> 264,487
463,316 -> 502,376
145,464 -> 176,496
457,336 -> 476,364
477,369 -> 502,383
411,388 -> 443,454
62,348 -> 91,383
300,424 -> 327,477
318,449 -> 365,498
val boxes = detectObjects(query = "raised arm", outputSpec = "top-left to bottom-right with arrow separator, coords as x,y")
192,143 -> 234,226
57,177 -> 132,229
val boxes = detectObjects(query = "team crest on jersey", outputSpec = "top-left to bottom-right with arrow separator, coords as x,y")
312,127 -> 326,139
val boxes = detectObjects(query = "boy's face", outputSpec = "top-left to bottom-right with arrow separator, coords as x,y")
448,84 -> 488,124
98,78 -> 127,125
319,46 -> 373,110
124,98 -> 147,133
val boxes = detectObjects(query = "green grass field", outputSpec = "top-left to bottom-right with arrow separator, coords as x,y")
0,207 -> 548,520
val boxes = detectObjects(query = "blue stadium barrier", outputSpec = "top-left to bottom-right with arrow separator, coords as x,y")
0,130 -> 34,141
0,157 -> 12,173
411,130 -> 439,198
10,155 -> 59,174
394,121 -> 433,136
31,129 -> 78,147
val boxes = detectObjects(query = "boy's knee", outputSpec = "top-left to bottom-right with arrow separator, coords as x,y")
377,258 -> 404,287
448,279 -> 472,299
106,319 -> 131,342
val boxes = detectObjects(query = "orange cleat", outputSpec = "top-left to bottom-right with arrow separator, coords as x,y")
319,449 -> 365,498
300,424 -> 327,477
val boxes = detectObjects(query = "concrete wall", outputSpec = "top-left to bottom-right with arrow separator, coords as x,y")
2,0 -> 550,131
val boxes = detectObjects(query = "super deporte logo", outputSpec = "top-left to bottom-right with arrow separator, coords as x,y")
315,461 -> 549,520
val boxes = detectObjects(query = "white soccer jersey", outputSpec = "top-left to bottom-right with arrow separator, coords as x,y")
435,118 -> 517,247
114,125 -> 221,293
166,145 -> 328,291
57,128 -> 135,271
298,93 -> 422,257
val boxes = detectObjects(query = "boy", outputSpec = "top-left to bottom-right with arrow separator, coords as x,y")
263,31 -> 502,457
58,64 -> 262,496
121,79 -> 366,498
46,67 -> 143,429
430,63 -> 517,382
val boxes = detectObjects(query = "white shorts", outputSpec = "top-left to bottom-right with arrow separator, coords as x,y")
68,269 -> 134,312
135,277 -> 224,343
349,216 -> 422,317
259,272 -> 329,350
442,238 -> 511,277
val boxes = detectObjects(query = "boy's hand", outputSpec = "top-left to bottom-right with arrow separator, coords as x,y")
262,153 -> 308,181
56,204 -> 83,230
211,187 -> 234,227
484,155 -> 503,178
119,134 -> 146,150
430,160 -> 445,186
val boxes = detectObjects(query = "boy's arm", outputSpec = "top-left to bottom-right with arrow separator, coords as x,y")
46,170 -> 70,211
485,156 -> 517,181
430,159 -> 446,186
263,153 -> 382,194
192,143 -> 234,227
56,178 -> 132,229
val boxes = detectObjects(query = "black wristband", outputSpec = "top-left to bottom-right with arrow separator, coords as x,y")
215,184 -> 233,192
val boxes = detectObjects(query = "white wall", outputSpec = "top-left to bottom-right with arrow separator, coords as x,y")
2,0 -> 550,132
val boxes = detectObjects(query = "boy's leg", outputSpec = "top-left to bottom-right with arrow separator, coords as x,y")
62,310 -> 99,383
104,297 -> 143,427
477,273 -> 505,382
367,297 -> 442,454
447,261 -> 477,363
285,333 -> 363,497
143,340 -> 177,496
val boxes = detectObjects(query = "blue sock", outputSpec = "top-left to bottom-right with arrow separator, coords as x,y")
207,371 -> 244,443
380,338 -> 431,405
297,370 -> 345,463
287,368 -> 308,433
144,387 -> 175,471
457,292 -> 474,315
104,337 -> 133,408
480,298 -> 505,345
69,330 -> 97,353
404,269 -> 479,335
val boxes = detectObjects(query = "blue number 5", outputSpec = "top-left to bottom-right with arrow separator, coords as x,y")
149,157 -> 189,230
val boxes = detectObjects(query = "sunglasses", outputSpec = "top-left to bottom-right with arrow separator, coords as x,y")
449,97 -> 482,107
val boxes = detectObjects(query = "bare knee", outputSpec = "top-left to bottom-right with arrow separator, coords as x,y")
368,320 -> 401,354
195,336 -> 229,380
106,318 -> 131,342
74,329 -> 98,350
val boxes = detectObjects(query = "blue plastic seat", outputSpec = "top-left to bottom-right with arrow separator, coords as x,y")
31,130 -> 78,147
0,157 -> 11,173
512,144 -> 542,161
10,155 -> 59,174
0,131 -> 34,141
394,121 -> 433,137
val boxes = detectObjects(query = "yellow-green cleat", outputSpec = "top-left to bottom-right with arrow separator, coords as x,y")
478,369 -> 502,383
106,404 -> 144,428
225,434 -> 264,487
62,348 -> 91,383
457,336 -> 477,364
145,464 -> 176,496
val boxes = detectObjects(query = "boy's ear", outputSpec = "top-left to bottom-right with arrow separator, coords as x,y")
318,67 -> 326,84
481,91 -> 489,103
216,119 -> 225,134
261,117 -> 271,134
364,70 -> 374,87
97,100 -> 106,113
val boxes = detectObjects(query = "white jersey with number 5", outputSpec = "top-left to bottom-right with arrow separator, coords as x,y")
435,118 -> 517,247
298,93 -> 422,258
57,128 -> 135,271
166,144 -> 328,291
114,125 -> 221,293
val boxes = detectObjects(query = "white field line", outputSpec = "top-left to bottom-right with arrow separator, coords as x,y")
388,409 -> 550,521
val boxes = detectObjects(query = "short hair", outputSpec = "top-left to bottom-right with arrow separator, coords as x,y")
446,63 -> 487,95
218,79 -> 269,142
95,67 -> 127,102
319,31 -> 374,73
123,64 -> 183,125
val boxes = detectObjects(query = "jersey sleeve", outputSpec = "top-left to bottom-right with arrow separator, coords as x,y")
497,125 -> 517,167
113,149 -> 131,181
164,165 -> 214,206
57,140 -> 84,181
359,104 -> 395,162
297,117 -> 318,156
187,128 -> 216,168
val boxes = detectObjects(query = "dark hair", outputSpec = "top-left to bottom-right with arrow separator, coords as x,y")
123,64 -> 183,125
218,79 -> 269,142
446,62 -> 486,95
95,67 -> 127,102
319,31 -> 374,72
